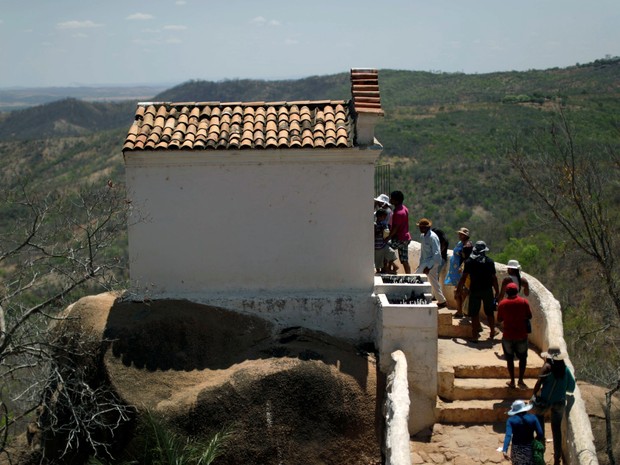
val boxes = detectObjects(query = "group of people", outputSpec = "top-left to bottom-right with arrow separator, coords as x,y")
373,191 -> 449,308
373,191 -> 576,465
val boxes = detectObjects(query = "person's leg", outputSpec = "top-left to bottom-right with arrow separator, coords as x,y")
482,288 -> 496,339
468,293 -> 482,340
398,243 -> 411,274
551,402 -> 565,464
502,340 -> 515,387
427,266 -> 446,305
516,340 -> 528,387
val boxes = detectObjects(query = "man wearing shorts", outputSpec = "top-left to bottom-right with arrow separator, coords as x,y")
387,190 -> 412,274
497,282 -> 532,389
456,241 -> 499,342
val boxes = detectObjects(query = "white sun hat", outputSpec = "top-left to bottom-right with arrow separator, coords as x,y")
508,399 -> 533,416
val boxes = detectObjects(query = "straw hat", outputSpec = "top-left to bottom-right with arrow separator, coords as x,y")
541,346 -> 566,361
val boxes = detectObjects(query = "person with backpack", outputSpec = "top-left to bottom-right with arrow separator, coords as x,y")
456,241 -> 500,342
531,347 -> 576,465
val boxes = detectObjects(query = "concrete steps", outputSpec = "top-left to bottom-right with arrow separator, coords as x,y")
452,377 -> 535,400
436,329 -> 544,424
436,399 -> 513,423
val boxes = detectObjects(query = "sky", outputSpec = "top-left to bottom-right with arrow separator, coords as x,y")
0,0 -> 619,89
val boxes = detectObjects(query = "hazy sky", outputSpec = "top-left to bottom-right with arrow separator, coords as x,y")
1,0 -> 618,88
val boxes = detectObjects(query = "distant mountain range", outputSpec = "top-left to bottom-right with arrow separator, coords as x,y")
0,85 -> 169,111
0,57 -> 618,142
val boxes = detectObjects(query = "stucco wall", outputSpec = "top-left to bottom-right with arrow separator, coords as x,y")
125,149 -> 379,297
377,293 -> 438,435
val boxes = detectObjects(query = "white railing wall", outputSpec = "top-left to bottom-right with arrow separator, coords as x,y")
383,350 -> 412,465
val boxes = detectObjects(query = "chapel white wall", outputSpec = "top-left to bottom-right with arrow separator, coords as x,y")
124,149 -> 381,339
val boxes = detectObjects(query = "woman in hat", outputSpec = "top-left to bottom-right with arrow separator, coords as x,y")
531,347 -> 576,465
502,399 -> 543,464
498,259 -> 530,301
444,227 -> 473,317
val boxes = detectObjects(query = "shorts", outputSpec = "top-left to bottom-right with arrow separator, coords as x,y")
467,288 -> 496,318
375,246 -> 397,269
502,338 -> 528,361
391,240 -> 410,263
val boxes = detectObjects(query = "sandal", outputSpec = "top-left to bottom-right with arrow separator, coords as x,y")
506,381 -> 516,389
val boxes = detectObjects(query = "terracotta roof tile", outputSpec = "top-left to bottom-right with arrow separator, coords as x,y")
123,69 -> 383,152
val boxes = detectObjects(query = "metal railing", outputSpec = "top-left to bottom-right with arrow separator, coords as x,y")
375,164 -> 390,196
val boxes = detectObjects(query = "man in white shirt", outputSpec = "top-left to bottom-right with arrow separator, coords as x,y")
415,218 -> 447,308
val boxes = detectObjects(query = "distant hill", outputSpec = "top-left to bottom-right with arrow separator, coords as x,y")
0,85 -> 168,111
0,98 -> 136,140
153,74 -> 351,103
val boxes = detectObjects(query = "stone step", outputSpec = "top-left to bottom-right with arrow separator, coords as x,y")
453,364 -> 540,379
437,309 -> 472,338
449,377 -> 536,401
436,398 -> 513,424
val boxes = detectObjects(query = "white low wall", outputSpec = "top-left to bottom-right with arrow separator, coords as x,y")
384,350 -> 412,465
125,290 -> 379,342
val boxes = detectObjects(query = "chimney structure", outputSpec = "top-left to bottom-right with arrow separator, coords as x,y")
350,68 -> 384,146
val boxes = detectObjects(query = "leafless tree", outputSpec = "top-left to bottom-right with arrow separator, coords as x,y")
507,106 -> 620,463
0,180 -> 134,463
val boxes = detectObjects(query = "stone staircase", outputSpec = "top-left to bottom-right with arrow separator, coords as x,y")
436,307 -> 543,424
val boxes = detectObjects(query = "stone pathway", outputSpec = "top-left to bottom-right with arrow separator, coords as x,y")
411,422 -> 555,464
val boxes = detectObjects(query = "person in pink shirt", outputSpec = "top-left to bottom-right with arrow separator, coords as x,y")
386,190 -> 412,274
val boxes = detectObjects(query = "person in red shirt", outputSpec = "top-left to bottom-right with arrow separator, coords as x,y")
497,282 -> 532,389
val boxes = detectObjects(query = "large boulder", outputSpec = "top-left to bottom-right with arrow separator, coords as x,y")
577,381 -> 620,465
58,292 -> 382,465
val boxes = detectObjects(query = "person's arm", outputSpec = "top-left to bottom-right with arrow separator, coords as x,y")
497,302 -> 505,323
522,277 -> 530,297
532,362 -> 551,396
533,414 -> 544,439
456,271 -> 469,296
502,418 -> 513,456
497,277 -> 509,301
492,274 -> 500,299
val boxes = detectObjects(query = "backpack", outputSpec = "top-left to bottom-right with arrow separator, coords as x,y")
532,438 -> 545,465
432,228 -> 449,261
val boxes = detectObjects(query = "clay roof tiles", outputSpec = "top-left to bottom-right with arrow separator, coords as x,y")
123,68 -> 383,152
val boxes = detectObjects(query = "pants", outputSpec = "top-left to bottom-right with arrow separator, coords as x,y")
417,264 -> 446,303
536,401 -> 566,463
